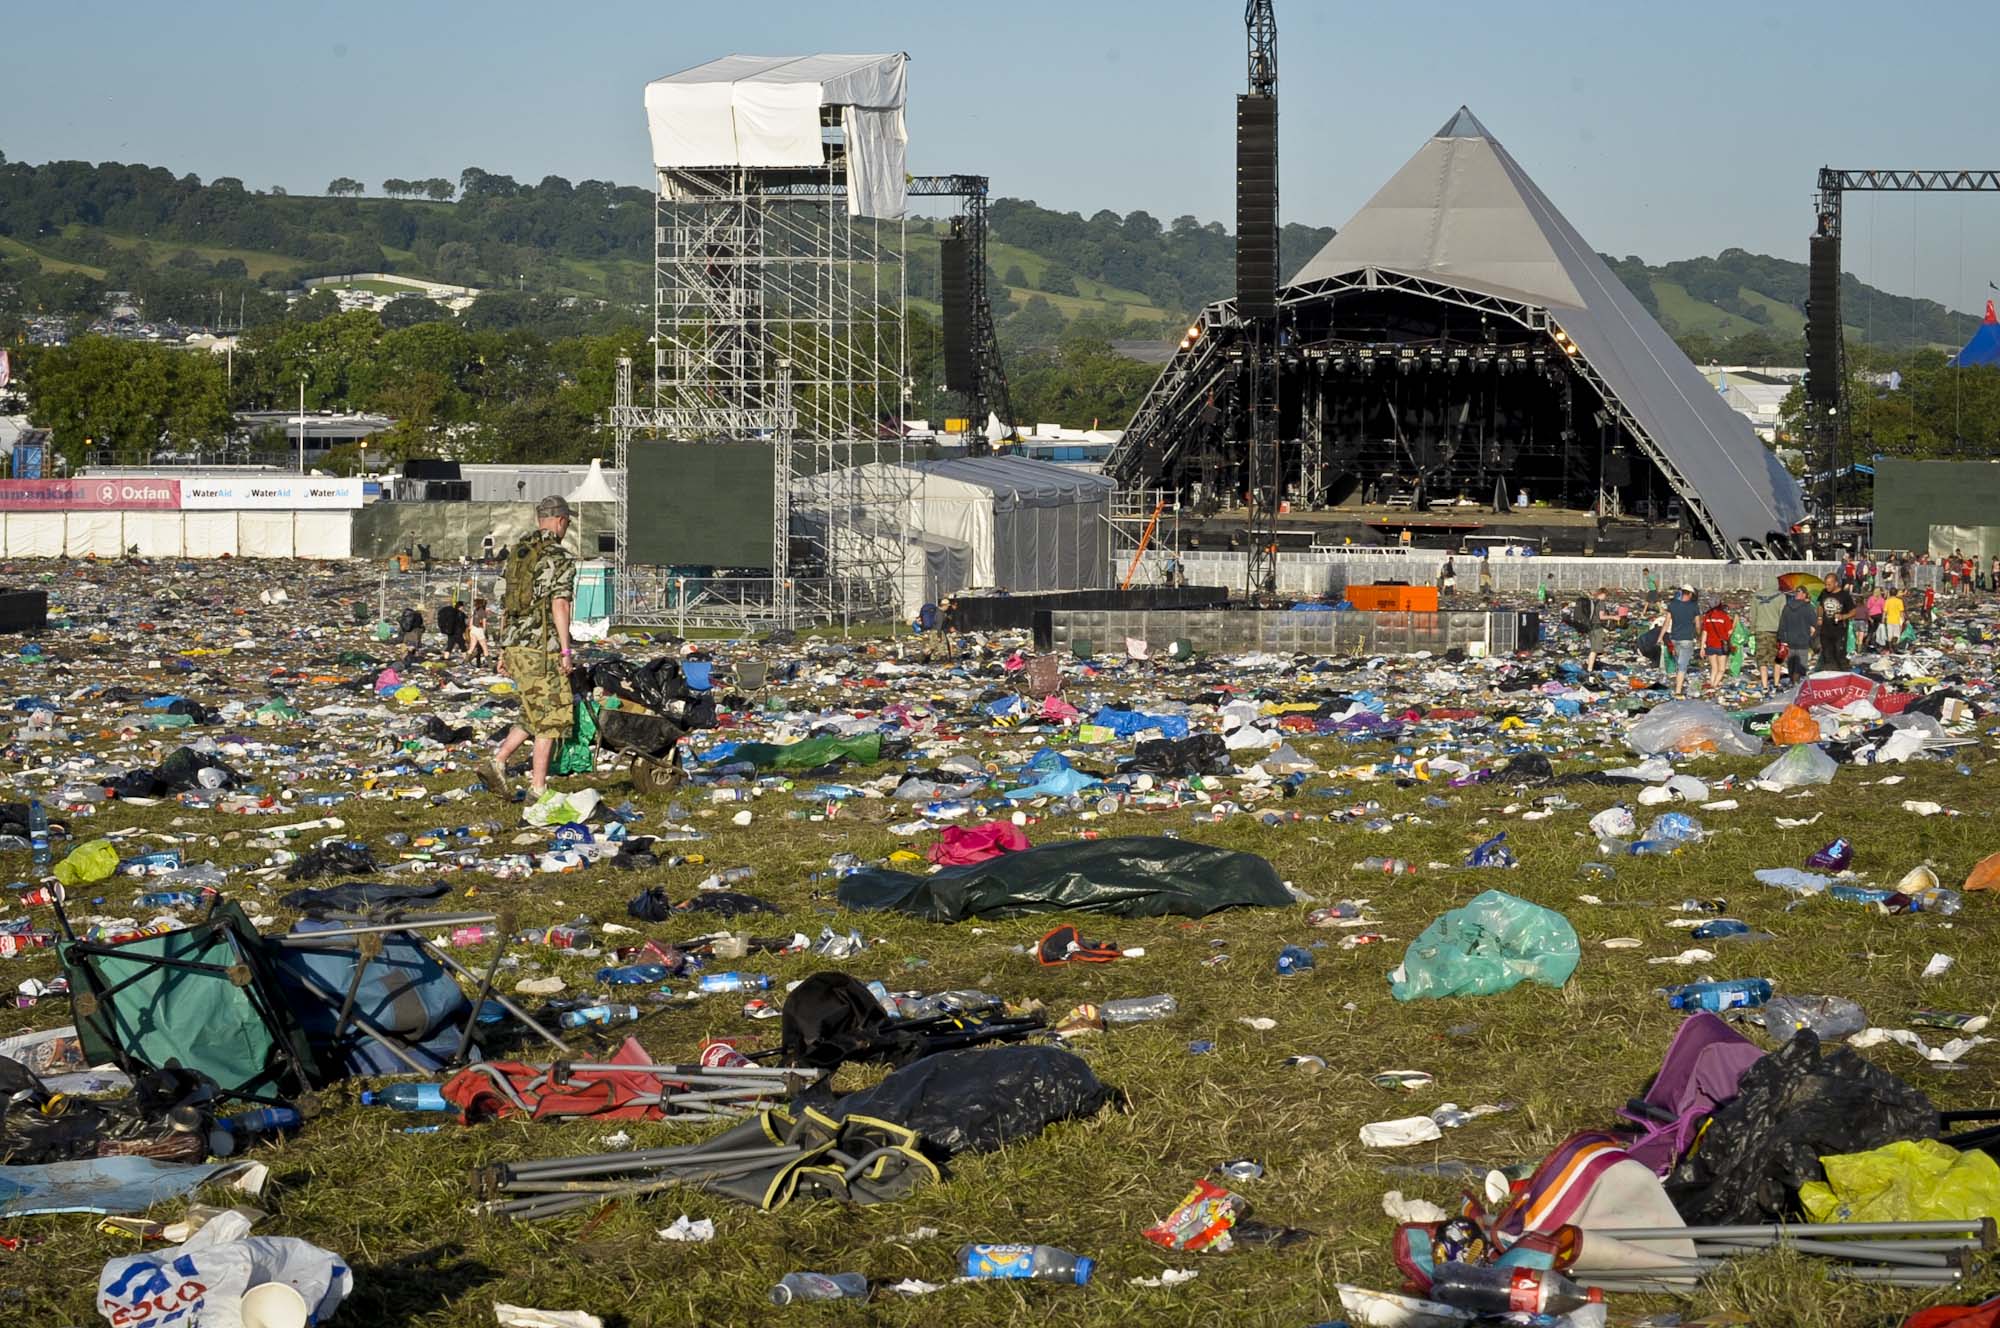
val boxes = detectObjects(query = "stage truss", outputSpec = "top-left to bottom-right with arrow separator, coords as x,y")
612,161 -> 911,631
1108,268 -> 1762,558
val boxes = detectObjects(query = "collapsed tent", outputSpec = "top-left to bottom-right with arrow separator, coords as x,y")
837,836 -> 1292,920
1667,1031 -> 1940,1224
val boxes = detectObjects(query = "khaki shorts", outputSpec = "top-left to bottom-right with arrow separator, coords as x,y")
1754,632 -> 1780,665
503,646 -> 573,738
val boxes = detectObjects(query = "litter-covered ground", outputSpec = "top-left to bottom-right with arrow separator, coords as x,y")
3,559 -> 2000,1328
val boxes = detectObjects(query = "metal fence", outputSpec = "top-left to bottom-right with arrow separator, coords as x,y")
1048,608 -> 1516,657
1151,551 -> 1940,598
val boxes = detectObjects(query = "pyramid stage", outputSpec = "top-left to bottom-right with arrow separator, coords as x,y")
1109,108 -> 1806,561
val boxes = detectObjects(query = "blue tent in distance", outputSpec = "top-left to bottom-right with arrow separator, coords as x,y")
1951,300 -> 2000,366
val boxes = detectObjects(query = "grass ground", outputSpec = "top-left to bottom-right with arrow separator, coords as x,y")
1,569 -> 1997,1326
62,227 -> 300,280
0,233 -> 108,278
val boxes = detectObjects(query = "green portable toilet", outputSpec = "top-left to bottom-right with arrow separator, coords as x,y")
573,560 -> 614,623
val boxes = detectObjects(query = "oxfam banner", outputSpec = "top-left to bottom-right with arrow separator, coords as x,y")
0,478 -> 180,510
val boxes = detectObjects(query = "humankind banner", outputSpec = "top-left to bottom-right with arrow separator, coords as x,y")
0,478 -> 181,510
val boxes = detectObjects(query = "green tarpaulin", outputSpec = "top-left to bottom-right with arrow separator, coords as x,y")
731,733 -> 883,770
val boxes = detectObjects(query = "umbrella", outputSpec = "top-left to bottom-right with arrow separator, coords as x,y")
1777,572 -> 1825,600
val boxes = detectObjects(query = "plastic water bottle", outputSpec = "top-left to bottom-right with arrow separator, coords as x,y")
595,963 -> 670,986
958,1243 -> 1095,1285
1358,857 -> 1415,875
29,799 -> 50,869
768,1272 -> 869,1305
210,1105 -> 303,1156
1276,944 -> 1316,976
1677,898 -> 1727,914
559,1003 -> 640,1029
698,972 -> 772,994
1910,887 -> 1963,916
135,890 -> 207,910
447,923 -> 502,948
1628,840 -> 1677,856
1691,919 -> 1751,940
1428,1264 -> 1601,1315
1102,994 -> 1178,1024
359,1083 -> 450,1111
697,866 -> 755,890
1664,978 -> 1773,1012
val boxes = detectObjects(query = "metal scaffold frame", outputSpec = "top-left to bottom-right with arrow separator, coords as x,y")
612,152 -> 911,631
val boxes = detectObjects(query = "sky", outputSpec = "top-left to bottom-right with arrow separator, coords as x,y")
9,0 -> 2000,320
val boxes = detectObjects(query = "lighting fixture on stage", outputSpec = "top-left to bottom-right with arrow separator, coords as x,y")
1551,326 -> 1579,357
1180,322 -> 1204,351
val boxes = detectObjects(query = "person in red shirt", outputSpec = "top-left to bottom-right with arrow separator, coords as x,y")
1700,599 -> 1735,694
1924,584 -> 1937,625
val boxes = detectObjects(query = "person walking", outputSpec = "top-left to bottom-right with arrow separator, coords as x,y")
1881,585 -> 1905,653
492,497 -> 579,800
1817,574 -> 1857,672
1863,586 -> 1885,646
1665,584 -> 1701,698
1699,598 -> 1735,695
1749,579 -> 1785,692
1582,586 -> 1609,674
1778,586 -> 1817,686
1439,556 -> 1457,597
467,596 -> 491,663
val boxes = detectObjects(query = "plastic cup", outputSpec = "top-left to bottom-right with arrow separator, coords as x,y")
240,1282 -> 308,1328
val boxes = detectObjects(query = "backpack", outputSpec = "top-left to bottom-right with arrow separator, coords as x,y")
502,535 -> 552,639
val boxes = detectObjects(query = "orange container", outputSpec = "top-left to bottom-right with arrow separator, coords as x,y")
1344,584 -> 1439,612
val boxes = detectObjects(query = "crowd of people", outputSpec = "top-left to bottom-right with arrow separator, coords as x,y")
1557,560 -> 1941,700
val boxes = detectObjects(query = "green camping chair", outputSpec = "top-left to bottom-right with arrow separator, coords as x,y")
56,898 -> 325,1106
54,897 -> 573,1107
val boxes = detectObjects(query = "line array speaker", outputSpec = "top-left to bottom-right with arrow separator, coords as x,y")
1236,95 -> 1278,319
1806,233 -> 1841,403
940,234 -> 975,394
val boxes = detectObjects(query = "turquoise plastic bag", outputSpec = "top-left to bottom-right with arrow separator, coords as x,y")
1389,889 -> 1580,1001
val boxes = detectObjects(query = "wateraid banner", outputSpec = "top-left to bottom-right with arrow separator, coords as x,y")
178,477 -> 364,510
0,478 -> 180,510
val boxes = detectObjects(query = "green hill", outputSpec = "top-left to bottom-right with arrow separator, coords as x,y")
0,151 -> 1978,359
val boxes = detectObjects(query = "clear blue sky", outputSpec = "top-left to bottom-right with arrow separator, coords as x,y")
9,0 -> 2000,319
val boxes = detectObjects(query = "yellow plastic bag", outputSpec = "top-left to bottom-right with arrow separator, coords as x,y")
54,839 -> 121,888
1799,1138 -> 2000,1224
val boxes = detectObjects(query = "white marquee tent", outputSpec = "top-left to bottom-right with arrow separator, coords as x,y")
824,456 -> 1114,598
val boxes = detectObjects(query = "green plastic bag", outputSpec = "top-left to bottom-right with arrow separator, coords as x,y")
1727,620 -> 1750,677
553,699 -> 599,777
54,839 -> 121,888
1389,889 -> 1580,1001
729,733 -> 882,770
1800,1138 -> 2000,1224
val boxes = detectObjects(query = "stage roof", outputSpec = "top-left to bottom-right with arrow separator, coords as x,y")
1292,107 -> 1805,549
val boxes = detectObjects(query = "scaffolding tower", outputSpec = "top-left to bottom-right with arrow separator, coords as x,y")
615,57 -> 916,631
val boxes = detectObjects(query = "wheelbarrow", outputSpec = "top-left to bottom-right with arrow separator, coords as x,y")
590,699 -> 687,795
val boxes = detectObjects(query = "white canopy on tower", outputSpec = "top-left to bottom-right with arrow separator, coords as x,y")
645,53 -> 908,217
